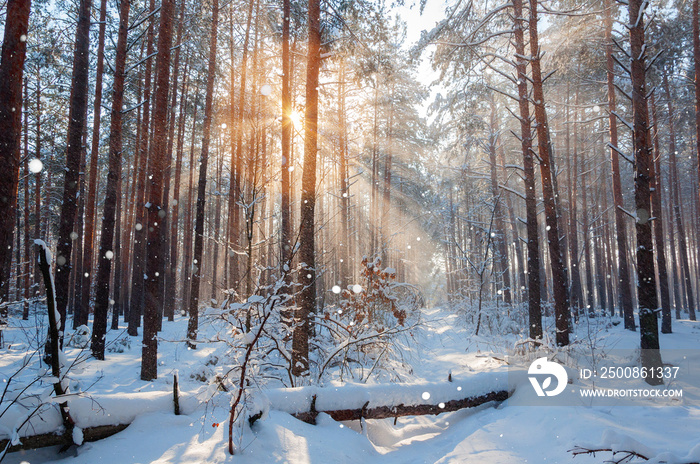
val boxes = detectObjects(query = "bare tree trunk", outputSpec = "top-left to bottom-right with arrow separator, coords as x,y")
142,0 -> 176,381
580,147 -> 594,315
487,96 -> 511,305
187,0 -> 218,348
649,93 -> 672,333
281,0 -> 293,299
22,96 -> 30,320
211,139 -> 223,301
629,0 -> 663,383
129,0 -> 156,335
72,144 -> 87,326
565,85 -> 583,321
0,0 -> 31,303
228,0 -> 256,294
513,0 -> 541,340
663,70 -> 697,321
694,0 -> 700,250
498,145 -> 526,304
78,0 -> 108,332
168,52 -> 190,321
54,0 -> 92,337
112,171 -> 122,330
34,68 -> 42,286
92,0 -> 130,360
292,0 -> 321,377
529,0 -> 569,345
605,0 -> 635,327
182,91 -> 199,314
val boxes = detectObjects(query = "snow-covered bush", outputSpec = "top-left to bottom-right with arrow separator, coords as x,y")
106,336 -> 131,353
337,256 -> 421,328
67,325 -> 91,349
316,257 -> 422,383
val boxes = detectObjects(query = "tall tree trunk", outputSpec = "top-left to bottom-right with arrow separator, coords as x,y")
338,62 -> 351,287
694,0 -> 700,246
22,88 -> 30,320
529,0 -> 569,345
54,0 -> 92,336
164,0 -> 187,321
281,0 -> 293,298
500,151 -> 526,304
664,70 -> 697,321
292,0 -> 321,377
487,96 -> 511,305
581,149 -> 594,315
228,0 -> 256,293
34,68 -> 42,286
78,0 -> 108,331
211,139 -> 223,301
142,0 -> 175,381
513,0 -> 541,340
650,93 -> 672,333
187,0 -> 218,348
168,54 -> 190,321
629,0 -> 663,383
129,0 -> 156,335
182,91 -> 199,314
0,0 -> 31,303
565,86 -> 583,320
72,144 -> 87,325
92,0 -> 130,360
605,0 -> 635,328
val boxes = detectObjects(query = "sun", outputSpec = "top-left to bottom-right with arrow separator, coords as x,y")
290,110 -> 302,130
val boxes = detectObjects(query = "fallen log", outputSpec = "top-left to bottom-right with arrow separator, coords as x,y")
292,389 -> 511,424
0,423 -> 129,453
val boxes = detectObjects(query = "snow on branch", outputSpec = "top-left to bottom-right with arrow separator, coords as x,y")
570,430 -> 700,464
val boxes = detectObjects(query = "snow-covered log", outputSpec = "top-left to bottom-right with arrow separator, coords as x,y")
264,372 -> 510,424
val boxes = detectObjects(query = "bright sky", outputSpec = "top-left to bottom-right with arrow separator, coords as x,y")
393,0 -> 449,116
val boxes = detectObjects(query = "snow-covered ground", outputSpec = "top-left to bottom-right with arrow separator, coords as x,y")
2,304 -> 699,464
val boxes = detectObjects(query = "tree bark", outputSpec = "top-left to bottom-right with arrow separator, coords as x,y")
54,0 -> 92,336
605,0 -> 635,328
164,0 -> 187,321
142,0 -> 176,381
0,0 -> 31,303
529,0 -> 569,345
92,0 -> 130,361
78,0 -> 108,331
649,93 -> 672,333
565,85 -> 583,321
629,0 -> 663,384
187,0 -> 218,348
228,0 -> 256,293
663,70 -> 697,321
487,96 -> 512,305
513,0 -> 541,340
694,0 -> 700,253
281,0 -> 293,298
292,0 -> 321,377
128,0 -> 156,336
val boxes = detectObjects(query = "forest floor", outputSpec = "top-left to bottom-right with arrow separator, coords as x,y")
2,303 -> 700,464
